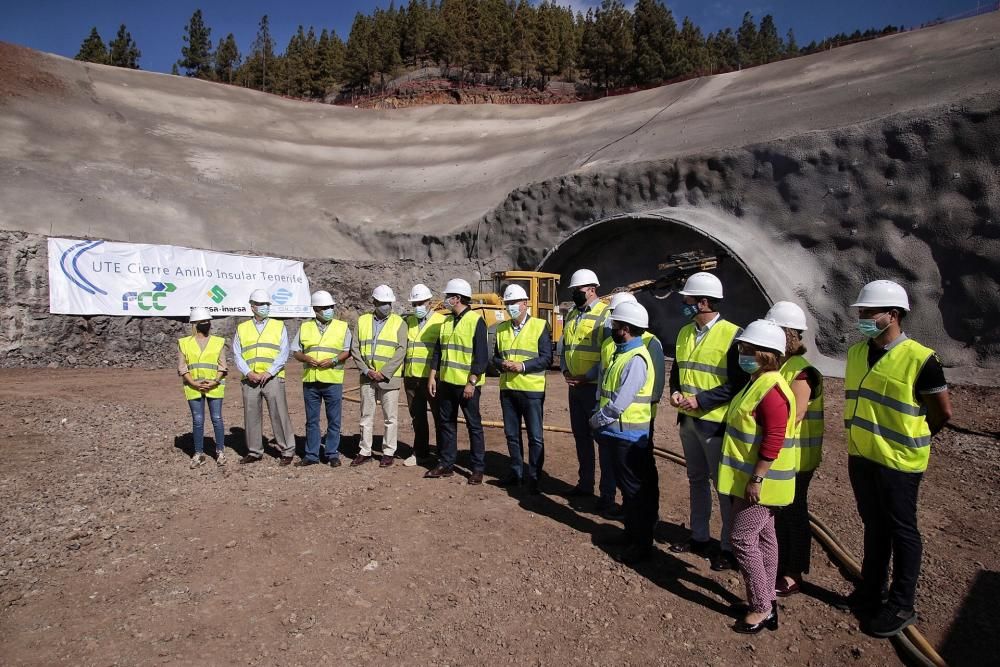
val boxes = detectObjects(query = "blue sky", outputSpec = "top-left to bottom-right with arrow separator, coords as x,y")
1,0 -> 986,73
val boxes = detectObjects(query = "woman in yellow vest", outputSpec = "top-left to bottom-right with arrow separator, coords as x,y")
717,320 -> 797,634
764,302 -> 824,598
177,307 -> 227,468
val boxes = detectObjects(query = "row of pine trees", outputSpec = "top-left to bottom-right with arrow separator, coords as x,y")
75,0 -> 900,99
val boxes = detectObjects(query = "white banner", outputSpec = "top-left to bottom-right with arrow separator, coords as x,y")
48,238 -> 312,317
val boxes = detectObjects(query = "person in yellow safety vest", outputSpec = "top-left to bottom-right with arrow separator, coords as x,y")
589,301 -> 658,565
763,301 -> 825,598
718,319 -> 797,635
492,283 -> 553,494
402,284 -> 446,467
350,284 -> 407,468
843,280 -> 951,638
667,272 -> 749,572
425,278 -> 490,484
234,289 -> 296,465
292,290 -> 351,467
178,306 -> 228,468
560,268 -> 616,510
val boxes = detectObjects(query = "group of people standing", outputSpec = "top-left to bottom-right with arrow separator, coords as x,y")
177,271 -> 951,639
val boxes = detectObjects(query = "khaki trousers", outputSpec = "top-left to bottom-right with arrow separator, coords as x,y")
359,382 -> 399,457
242,378 -> 295,458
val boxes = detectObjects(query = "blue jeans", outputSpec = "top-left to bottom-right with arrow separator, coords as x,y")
303,382 -> 343,462
500,390 -> 545,480
188,396 -> 224,455
437,382 -> 485,472
568,384 -> 616,500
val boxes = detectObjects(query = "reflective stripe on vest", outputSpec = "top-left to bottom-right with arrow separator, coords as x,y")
563,301 -> 610,377
179,335 -> 225,400
844,339 -> 934,473
598,344 -> 655,436
300,318 -> 348,384
439,310 -> 485,386
717,372 -> 797,507
357,313 -> 405,378
405,312 -> 446,378
238,318 -> 286,379
675,319 -> 740,423
496,316 -> 548,392
779,355 -> 825,472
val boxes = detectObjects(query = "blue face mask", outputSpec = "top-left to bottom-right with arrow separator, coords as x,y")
253,304 -> 270,318
414,305 -> 428,319
318,308 -> 334,322
857,316 -> 889,338
681,302 -> 700,319
738,354 -> 760,374
507,304 -> 522,319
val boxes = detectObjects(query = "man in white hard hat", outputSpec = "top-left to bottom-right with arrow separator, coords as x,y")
425,278 -> 489,484
589,301 -> 658,564
603,293 -> 667,435
351,285 -> 407,467
233,289 -> 296,465
843,280 -> 951,638
493,283 -> 553,493
561,268 -> 616,509
667,271 -> 749,571
292,290 -> 351,467
402,284 -> 446,466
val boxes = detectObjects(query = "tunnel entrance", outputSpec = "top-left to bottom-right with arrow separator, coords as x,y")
536,214 -> 772,358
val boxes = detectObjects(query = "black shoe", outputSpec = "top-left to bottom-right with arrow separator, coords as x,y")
866,604 -> 916,637
494,472 -> 522,487
670,539 -> 712,557
733,603 -> 778,634
615,545 -> 653,565
327,457 -> 342,468
526,479 -> 541,495
711,550 -> 739,571
239,455 -> 263,465
566,486 -> 594,498
294,459 -> 319,467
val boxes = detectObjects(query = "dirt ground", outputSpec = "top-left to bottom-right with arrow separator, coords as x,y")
0,364 -> 997,666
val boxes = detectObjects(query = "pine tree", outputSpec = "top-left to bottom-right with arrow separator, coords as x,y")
631,0 -> 677,85
345,12 -> 376,90
317,29 -> 346,94
675,17 -> 708,76
708,28 -> 739,72
785,28 -> 799,56
401,0 -> 430,66
75,27 -> 108,64
213,34 -> 240,83
585,0 -> 633,91
535,1 -> 561,83
477,0 -> 511,79
372,8 -> 402,88
179,9 -> 213,78
171,63 -> 180,75
736,11 -> 757,67
243,15 -> 276,92
510,0 -> 537,81
756,14 -> 783,63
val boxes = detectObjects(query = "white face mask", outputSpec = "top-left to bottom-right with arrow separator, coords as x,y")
507,303 -> 522,319
414,305 -> 428,319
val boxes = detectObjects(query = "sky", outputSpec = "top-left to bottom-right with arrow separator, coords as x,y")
1,0 -> 990,74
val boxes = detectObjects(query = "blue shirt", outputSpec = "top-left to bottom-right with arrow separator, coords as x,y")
232,318 -> 290,377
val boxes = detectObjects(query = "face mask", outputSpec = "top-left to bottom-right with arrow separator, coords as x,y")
738,354 -> 760,374
857,315 -> 889,338
572,290 -> 587,308
195,322 -> 211,335
414,305 -> 428,319
681,302 -> 700,319
611,327 -> 627,345
507,304 -> 522,319
318,308 -> 334,322
253,304 -> 270,318
444,298 -> 457,313
374,304 -> 392,318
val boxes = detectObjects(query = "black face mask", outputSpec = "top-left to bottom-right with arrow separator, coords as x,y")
195,323 -> 211,335
572,290 -> 588,308
611,327 -> 627,345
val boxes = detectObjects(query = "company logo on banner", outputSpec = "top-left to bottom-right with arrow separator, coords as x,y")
48,238 -> 312,317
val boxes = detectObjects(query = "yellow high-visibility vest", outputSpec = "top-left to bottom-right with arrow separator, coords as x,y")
439,309 -> 485,386
496,316 -> 548,392
675,319 -> 740,423
179,335 -> 225,400
299,318 -> 348,384
357,313 -> 405,378
404,312 -> 446,379
717,372 -> 797,506
238,318 -> 286,379
845,338 -> 934,473
563,300 -> 610,378
779,355 -> 824,472
598,343 -> 655,437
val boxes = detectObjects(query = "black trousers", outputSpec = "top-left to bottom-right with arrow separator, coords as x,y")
404,377 -> 438,457
598,434 -> 659,549
775,470 -> 814,576
848,455 -> 923,610
436,382 -> 485,472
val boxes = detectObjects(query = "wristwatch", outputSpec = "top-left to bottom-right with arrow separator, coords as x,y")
749,475 -> 764,484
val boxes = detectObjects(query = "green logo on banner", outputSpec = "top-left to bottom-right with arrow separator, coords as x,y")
208,285 -> 227,303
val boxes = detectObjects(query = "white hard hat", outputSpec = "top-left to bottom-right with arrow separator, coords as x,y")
503,284 -> 529,302
679,272 -> 724,299
409,283 -> 433,302
443,278 -> 472,297
568,269 -> 600,289
736,319 -> 787,354
611,301 -> 649,329
311,290 -> 335,307
608,292 -> 638,309
249,289 -> 270,303
372,284 -> 396,303
764,301 -> 808,331
189,306 -> 212,323
851,280 -> 910,311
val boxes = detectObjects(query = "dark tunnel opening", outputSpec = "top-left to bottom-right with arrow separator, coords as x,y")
537,217 -> 772,356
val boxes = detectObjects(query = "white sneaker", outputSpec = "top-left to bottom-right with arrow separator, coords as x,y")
402,455 -> 417,467
190,453 -> 207,468
216,451 -> 227,466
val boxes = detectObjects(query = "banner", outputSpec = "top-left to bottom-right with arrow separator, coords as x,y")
48,238 -> 312,317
